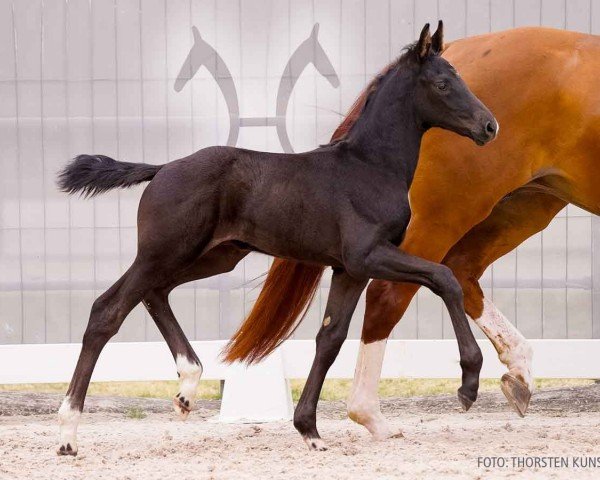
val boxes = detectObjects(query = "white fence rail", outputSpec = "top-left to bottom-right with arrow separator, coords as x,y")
2,339 -> 600,385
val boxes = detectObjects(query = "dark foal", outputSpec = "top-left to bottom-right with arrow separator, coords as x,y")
56,22 -> 496,455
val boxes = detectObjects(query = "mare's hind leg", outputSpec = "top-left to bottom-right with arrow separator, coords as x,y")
294,269 -> 368,451
57,260 -> 160,455
143,244 -> 249,419
443,187 -> 566,416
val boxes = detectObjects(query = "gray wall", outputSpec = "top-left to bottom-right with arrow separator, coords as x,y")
0,0 -> 598,345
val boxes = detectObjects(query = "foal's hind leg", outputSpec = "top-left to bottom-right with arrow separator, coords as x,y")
294,270 -> 368,451
57,260 -> 158,455
143,245 -> 249,419
143,291 -> 202,419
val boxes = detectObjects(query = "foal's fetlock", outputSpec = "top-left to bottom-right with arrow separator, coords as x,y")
294,413 -> 327,451
57,397 -> 80,456
303,436 -> 328,451
173,355 -> 202,420
457,351 -> 482,411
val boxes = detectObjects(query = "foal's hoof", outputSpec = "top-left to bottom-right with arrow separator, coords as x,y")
303,437 -> 328,451
57,442 -> 77,456
500,373 -> 531,418
173,393 -> 191,420
457,391 -> 474,412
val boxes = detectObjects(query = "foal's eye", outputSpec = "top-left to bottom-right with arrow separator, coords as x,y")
436,82 -> 448,91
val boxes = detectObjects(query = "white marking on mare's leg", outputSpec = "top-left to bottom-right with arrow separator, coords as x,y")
469,298 -> 533,390
57,396 -> 80,456
173,354 -> 202,420
347,340 -> 393,440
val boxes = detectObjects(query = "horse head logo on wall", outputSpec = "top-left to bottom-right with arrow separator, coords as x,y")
174,24 -> 340,153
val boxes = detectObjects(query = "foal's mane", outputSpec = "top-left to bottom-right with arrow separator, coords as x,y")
329,68 -> 390,142
329,43 -> 423,142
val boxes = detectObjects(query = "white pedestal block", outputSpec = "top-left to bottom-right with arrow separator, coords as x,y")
218,349 -> 293,423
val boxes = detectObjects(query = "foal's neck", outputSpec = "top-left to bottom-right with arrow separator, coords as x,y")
344,74 -> 424,188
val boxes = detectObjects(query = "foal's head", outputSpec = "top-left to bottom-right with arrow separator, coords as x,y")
347,21 -> 497,148
409,21 -> 498,145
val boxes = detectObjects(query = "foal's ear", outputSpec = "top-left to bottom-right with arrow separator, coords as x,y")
416,23 -> 432,62
431,20 -> 444,54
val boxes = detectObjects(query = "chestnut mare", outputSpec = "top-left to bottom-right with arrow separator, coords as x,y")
56,22 -> 496,454
226,27 -> 600,437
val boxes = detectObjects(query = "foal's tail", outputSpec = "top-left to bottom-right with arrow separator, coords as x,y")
57,155 -> 163,197
222,259 -> 324,364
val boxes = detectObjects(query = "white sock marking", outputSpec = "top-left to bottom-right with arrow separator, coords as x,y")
175,354 -> 202,417
347,340 -> 392,440
58,396 -> 80,454
469,297 -> 533,390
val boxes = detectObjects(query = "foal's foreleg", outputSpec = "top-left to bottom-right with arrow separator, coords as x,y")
293,270 -> 367,451
143,290 -> 202,419
352,245 -> 483,409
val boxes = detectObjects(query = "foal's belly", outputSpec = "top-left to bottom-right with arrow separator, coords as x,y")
232,221 -> 345,268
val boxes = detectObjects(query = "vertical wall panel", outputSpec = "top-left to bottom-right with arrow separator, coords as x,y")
542,217 -> 567,338
490,0 -> 514,31
541,0 -> 566,28
516,233 -> 543,338
0,0 -> 22,344
593,0 -> 600,339
466,0 -> 491,35
514,0 -> 542,26
439,0 -> 467,42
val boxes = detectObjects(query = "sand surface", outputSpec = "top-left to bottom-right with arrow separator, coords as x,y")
1,385 -> 600,479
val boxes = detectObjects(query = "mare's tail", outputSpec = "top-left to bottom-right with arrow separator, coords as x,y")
57,155 -> 163,197
222,259 -> 324,364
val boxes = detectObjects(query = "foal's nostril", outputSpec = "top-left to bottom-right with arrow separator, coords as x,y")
485,121 -> 496,135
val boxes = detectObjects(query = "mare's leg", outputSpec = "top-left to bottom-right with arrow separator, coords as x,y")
294,269 -> 368,451
349,245 -> 483,410
57,260 -> 160,455
443,188 -> 566,415
143,244 -> 249,419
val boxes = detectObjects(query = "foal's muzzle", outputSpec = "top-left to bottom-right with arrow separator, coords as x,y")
472,117 -> 499,146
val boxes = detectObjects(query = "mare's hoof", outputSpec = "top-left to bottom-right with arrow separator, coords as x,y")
57,443 -> 77,456
457,391 -> 474,412
173,393 -> 191,420
304,437 -> 328,451
500,373 -> 531,418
